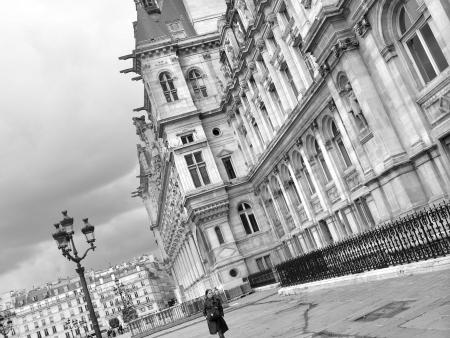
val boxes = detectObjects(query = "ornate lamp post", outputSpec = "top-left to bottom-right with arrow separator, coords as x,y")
52,211 -> 102,338
0,313 -> 14,337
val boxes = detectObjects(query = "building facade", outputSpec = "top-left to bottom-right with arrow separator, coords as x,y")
9,255 -> 175,338
123,0 -> 450,301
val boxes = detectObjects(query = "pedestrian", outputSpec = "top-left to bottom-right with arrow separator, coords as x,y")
203,289 -> 229,338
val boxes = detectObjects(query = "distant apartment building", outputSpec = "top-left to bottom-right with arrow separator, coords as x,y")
7,254 -> 175,338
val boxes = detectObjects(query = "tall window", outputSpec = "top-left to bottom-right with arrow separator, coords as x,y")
331,122 -> 352,168
215,226 -> 225,244
300,156 -> 315,195
398,1 -> 448,84
260,102 -> 274,132
256,255 -> 273,271
159,72 -> 178,102
283,64 -> 298,97
314,139 -> 332,183
185,152 -> 211,188
238,203 -> 259,234
188,69 -> 208,98
221,156 -> 236,179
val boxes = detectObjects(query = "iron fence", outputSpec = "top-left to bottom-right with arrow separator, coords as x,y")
248,269 -> 277,288
128,291 -> 229,337
276,201 -> 450,287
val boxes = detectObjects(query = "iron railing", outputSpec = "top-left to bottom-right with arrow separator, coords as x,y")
248,269 -> 277,288
275,201 -> 450,287
128,292 -> 229,337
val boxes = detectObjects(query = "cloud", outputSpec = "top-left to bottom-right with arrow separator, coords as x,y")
0,0 -> 156,293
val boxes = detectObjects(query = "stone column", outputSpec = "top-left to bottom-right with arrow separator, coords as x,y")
273,168 -> 302,228
266,182 -> 290,235
237,101 -> 264,155
243,83 -> 273,144
314,129 -> 347,199
180,245 -> 194,287
283,155 -> 314,221
188,234 -> 205,276
228,112 -> 254,166
270,14 -> 305,96
185,238 -> 200,282
258,40 -> 291,115
257,194 -> 279,239
299,145 -> 328,211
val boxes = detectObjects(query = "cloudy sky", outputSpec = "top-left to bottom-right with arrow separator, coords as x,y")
0,0 -> 159,294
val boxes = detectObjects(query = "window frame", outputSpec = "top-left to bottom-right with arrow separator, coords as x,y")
397,5 -> 448,85
238,203 -> 260,235
159,72 -> 179,102
214,226 -> 225,244
188,69 -> 208,99
221,155 -> 237,180
184,151 -> 211,188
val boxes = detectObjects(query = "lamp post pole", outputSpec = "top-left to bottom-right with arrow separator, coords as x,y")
52,211 -> 102,338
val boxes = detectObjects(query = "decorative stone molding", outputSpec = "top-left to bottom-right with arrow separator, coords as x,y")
326,184 -> 340,203
380,44 -> 397,62
331,37 -> 359,58
353,16 -> 371,38
311,197 -> 322,213
296,137 -> 303,147
344,168 -> 360,191
283,153 -> 290,163
203,52 -> 211,60
193,201 -> 229,224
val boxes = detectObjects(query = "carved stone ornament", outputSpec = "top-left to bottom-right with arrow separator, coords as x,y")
331,37 -> 359,58
301,0 -> 312,9
265,13 -> 278,27
296,137 -> 303,147
327,98 -> 337,111
353,16 -> 371,37
256,39 -> 266,52
380,44 -> 397,62
283,153 -> 290,163
318,63 -> 330,77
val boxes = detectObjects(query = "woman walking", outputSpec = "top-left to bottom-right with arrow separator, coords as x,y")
203,289 -> 229,338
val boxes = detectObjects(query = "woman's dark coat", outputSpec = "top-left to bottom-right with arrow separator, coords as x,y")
203,296 -> 229,335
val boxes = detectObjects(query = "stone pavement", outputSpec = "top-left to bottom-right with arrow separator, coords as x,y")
147,269 -> 449,338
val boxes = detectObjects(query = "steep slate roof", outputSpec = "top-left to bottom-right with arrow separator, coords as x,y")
134,0 -> 196,46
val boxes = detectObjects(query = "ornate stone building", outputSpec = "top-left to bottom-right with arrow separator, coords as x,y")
122,0 -> 450,301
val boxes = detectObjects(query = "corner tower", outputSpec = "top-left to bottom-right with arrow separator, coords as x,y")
121,0 -> 277,301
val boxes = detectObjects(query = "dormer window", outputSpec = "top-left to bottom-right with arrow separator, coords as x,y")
180,133 -> 194,145
142,0 -> 161,15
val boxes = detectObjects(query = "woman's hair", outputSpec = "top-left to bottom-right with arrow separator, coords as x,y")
205,289 -> 212,297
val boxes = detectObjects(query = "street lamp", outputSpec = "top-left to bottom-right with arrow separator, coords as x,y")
52,211 -> 101,338
0,314 -> 14,338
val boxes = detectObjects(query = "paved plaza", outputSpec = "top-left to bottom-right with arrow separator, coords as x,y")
149,270 -> 449,338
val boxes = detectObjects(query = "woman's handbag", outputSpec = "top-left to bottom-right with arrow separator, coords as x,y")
209,307 -> 221,321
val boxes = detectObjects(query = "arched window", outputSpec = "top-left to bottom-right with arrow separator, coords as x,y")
238,203 -> 259,235
159,72 -> 178,102
214,226 -> 224,244
398,0 -> 448,84
314,139 -> 332,183
331,121 -> 352,168
188,69 -> 208,98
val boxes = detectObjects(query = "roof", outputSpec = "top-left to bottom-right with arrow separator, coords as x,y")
134,0 -> 196,46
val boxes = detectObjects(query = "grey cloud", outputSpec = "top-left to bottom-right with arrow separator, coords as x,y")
0,0 -> 155,293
